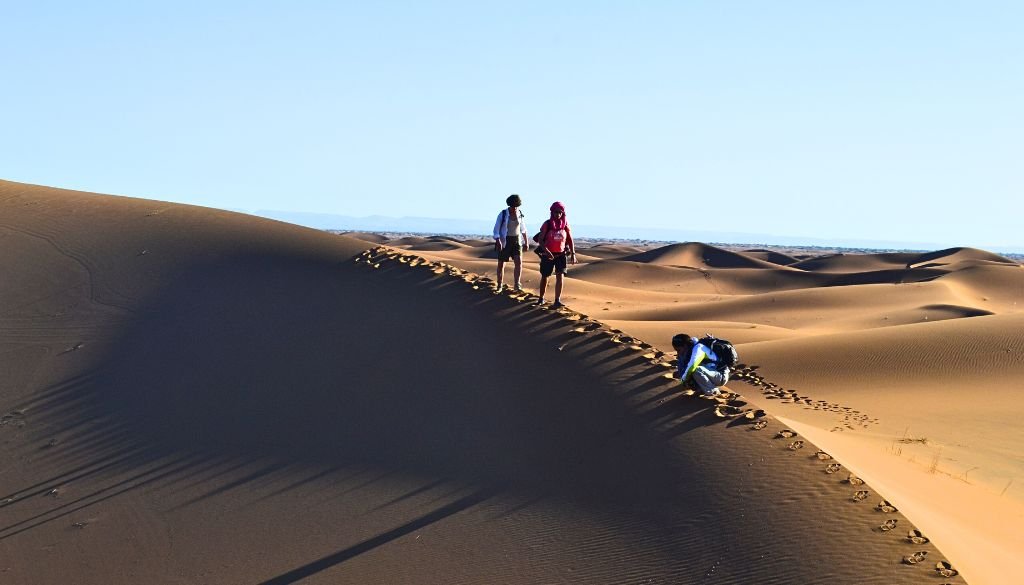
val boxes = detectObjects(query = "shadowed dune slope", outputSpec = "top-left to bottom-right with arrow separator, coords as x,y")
576,243 -> 648,259
740,248 -> 801,266
0,179 -> 947,584
789,252 -> 923,272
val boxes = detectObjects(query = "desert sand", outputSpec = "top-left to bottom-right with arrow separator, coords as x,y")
1,179 -> 1019,584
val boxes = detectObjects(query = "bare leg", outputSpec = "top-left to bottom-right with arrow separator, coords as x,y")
513,256 -> 523,288
554,273 -> 564,302
496,260 -> 505,288
538,275 -> 548,300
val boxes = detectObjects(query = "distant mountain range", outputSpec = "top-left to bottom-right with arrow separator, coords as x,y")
241,209 -> 1023,255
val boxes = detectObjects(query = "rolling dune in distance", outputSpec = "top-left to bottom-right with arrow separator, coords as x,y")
0,178 -> 1016,584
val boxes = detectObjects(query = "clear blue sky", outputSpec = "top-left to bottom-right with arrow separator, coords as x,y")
3,1 -> 1022,250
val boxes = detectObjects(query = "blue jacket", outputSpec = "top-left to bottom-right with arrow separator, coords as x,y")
678,342 -> 726,384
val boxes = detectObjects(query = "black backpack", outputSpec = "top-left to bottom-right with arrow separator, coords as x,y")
699,335 -> 738,368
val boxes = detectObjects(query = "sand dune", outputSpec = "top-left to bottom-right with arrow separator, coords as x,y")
0,178 -> 978,583
619,241 -> 783,270
574,243 -> 648,259
738,248 -> 802,266
907,246 -> 1017,268
381,226 -> 1024,585
339,231 -> 390,244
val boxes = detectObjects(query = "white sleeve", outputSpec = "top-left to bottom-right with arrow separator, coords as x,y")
681,344 -> 708,382
492,210 -> 505,240
519,211 -> 528,237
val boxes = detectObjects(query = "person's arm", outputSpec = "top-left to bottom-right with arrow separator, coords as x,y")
537,221 -> 552,258
519,211 -> 529,250
566,225 -> 577,264
679,344 -> 708,386
492,210 -> 505,249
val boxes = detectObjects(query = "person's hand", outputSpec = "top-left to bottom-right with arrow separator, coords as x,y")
494,239 -> 503,252
569,251 -> 578,264
523,241 -> 530,251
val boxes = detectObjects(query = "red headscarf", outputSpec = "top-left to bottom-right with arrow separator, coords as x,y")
548,201 -> 567,231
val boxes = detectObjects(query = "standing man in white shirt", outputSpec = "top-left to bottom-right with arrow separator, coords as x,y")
492,194 -> 529,292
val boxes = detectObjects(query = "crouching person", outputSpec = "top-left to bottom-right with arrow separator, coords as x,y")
671,333 -> 737,397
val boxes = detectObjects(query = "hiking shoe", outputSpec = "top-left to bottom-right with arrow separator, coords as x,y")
494,284 -> 505,293
534,298 -> 546,306
514,283 -> 524,292
702,388 -> 721,397
551,301 -> 565,309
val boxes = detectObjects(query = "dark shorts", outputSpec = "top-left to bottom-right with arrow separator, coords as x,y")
498,236 -> 522,262
539,252 -> 567,277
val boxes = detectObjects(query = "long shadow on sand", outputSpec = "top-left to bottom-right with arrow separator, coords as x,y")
6,248 -> 951,584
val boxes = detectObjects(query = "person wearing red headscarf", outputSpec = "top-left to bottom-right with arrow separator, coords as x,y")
534,201 -> 577,308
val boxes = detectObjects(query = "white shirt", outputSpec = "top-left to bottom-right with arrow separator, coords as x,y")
492,208 -> 527,241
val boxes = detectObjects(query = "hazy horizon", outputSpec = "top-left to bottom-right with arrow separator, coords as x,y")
245,206 -> 1024,254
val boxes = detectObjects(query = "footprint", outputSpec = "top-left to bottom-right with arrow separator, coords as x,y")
825,463 -> 842,474
935,561 -> 958,578
745,409 -> 767,420
775,430 -> 796,439
751,419 -> 768,430
907,529 -> 930,544
902,551 -> 928,565
787,440 -> 804,450
852,490 -> 869,502
878,518 -> 898,532
875,500 -> 898,513
845,475 -> 865,486
714,405 -> 743,418
815,451 -> 833,461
